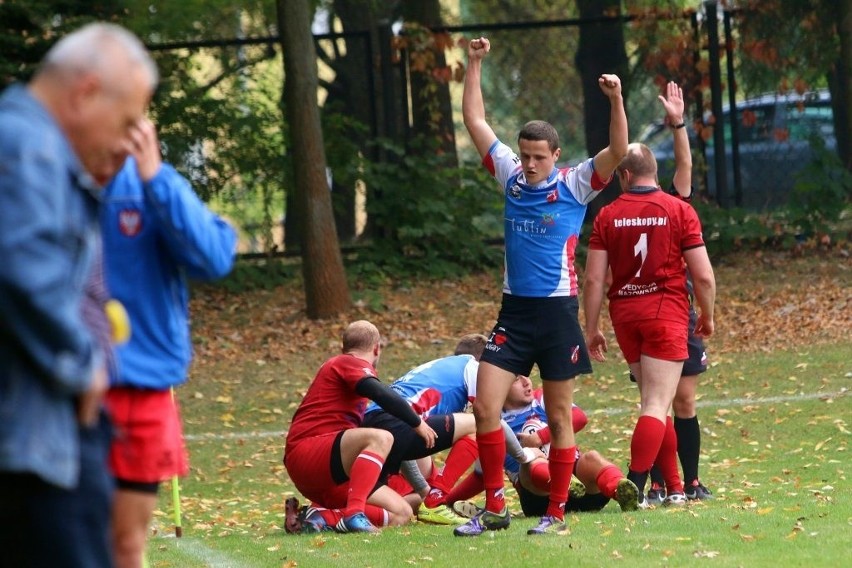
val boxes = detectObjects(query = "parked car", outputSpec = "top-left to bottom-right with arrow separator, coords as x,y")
639,89 -> 835,210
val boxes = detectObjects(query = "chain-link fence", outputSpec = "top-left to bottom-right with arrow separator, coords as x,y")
144,7 -> 837,252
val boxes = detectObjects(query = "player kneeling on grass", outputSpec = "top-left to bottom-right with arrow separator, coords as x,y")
314,333 -> 534,528
283,320 -> 437,534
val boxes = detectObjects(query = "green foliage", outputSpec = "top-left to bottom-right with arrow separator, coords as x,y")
736,0 -> 838,94
0,0 -> 128,85
133,2 -> 287,250
458,1 -> 587,158
694,196 -> 851,256
787,135 -> 852,235
206,258 -> 299,293
353,136 -> 503,279
692,133 -> 852,255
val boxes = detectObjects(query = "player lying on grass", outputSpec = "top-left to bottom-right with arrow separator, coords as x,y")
441,376 -> 640,520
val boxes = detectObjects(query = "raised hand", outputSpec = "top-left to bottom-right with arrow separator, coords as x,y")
467,37 -> 491,61
598,74 -> 622,98
658,80 -> 685,125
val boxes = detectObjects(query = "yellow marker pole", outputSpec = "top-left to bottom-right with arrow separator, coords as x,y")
171,387 -> 183,537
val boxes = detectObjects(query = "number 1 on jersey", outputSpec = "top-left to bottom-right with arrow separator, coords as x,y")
634,233 -> 647,277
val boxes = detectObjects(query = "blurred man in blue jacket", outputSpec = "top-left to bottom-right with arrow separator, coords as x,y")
0,22 -> 157,567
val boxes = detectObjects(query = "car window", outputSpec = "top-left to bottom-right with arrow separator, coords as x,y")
728,105 -> 775,144
786,104 -> 834,141
638,122 -> 673,153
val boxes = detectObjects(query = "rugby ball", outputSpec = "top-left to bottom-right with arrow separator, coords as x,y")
520,417 -> 550,458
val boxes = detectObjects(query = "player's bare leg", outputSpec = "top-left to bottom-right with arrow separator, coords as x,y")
454,362 -> 514,536
627,357 -> 683,504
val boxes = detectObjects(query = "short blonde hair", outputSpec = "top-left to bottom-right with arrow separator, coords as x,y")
342,320 -> 381,353
617,142 -> 657,178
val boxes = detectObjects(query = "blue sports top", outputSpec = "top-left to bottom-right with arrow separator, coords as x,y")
501,389 -> 548,482
483,140 -> 609,297
102,159 -> 237,390
500,389 -> 588,482
364,354 -> 478,418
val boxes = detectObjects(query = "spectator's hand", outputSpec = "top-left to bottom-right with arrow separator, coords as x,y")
414,420 -> 437,449
77,365 -> 107,427
128,117 -> 162,182
693,313 -> 714,338
598,74 -> 622,98
658,80 -> 685,126
467,37 -> 490,61
586,330 -> 608,362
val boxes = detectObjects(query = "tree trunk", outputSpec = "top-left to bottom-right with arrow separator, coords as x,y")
575,0 -> 628,221
278,0 -> 351,318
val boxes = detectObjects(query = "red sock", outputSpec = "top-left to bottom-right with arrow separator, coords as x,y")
423,488 -> 445,509
529,460 -> 551,493
364,504 -> 390,527
546,447 -> 576,520
424,436 -> 479,508
477,428 -> 507,513
344,451 -> 385,516
445,471 -> 484,504
437,436 -> 479,491
310,504 -> 344,527
629,415 -> 666,473
657,417 -> 684,494
595,465 -> 624,499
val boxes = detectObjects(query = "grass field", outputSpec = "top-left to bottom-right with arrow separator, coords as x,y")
147,252 -> 850,567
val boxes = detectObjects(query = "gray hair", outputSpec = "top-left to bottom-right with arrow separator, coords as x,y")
40,22 -> 158,91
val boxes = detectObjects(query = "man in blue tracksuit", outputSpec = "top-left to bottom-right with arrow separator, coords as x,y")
100,117 -> 237,568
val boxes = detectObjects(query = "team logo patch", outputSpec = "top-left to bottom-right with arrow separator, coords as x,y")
486,328 -> 508,353
410,387 -> 441,416
570,345 -> 580,364
546,189 -> 558,203
118,209 -> 142,237
509,184 -> 522,199
541,213 -> 556,226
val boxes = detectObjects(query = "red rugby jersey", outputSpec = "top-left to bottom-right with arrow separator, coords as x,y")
285,354 -> 377,448
588,187 -> 704,325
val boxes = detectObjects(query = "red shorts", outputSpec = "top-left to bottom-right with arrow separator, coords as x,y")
388,457 -> 441,497
284,433 -> 350,508
106,388 -> 189,483
386,473 -> 414,497
613,318 -> 688,364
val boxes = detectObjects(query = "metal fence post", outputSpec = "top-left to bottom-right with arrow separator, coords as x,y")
705,0 -> 729,207
723,8 -> 743,207
691,10 -> 709,198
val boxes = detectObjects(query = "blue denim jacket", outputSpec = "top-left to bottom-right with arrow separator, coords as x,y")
0,84 -> 103,489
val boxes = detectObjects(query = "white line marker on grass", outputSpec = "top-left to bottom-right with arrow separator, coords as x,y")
185,389 -> 847,442
158,537 -> 258,568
